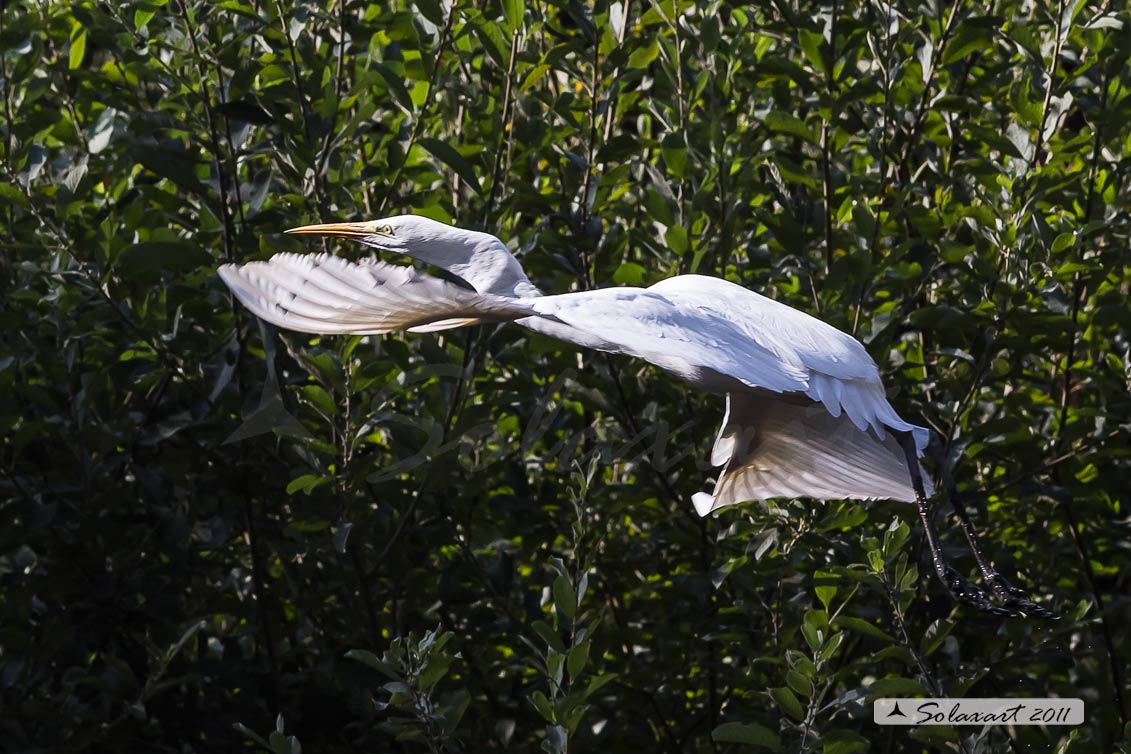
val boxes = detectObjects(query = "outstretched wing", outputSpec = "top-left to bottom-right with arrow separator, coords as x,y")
219,253 -> 535,335
530,287 -> 810,394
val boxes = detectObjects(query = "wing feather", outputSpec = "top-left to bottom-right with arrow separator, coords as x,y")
695,392 -> 934,514
531,288 -> 810,394
649,275 -> 877,381
220,254 -> 535,335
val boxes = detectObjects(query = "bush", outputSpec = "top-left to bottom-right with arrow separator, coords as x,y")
2,0 -> 1128,751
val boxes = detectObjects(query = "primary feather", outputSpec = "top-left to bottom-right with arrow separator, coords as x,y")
219,253 -> 535,334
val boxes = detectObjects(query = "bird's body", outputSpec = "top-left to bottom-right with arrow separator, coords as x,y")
219,214 -> 1054,618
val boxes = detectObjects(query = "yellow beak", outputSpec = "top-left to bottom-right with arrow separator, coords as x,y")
285,222 -> 375,239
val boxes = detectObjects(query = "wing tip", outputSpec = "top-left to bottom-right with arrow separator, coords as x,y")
692,492 -> 715,517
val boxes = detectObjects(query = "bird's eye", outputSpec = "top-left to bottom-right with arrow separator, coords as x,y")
379,224 -> 394,236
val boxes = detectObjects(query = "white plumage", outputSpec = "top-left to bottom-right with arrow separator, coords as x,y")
220,215 -> 932,513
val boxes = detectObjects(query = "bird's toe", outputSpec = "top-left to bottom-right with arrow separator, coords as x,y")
942,565 -> 1017,618
1001,597 -> 1060,620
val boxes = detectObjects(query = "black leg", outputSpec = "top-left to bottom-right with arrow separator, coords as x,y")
927,439 -> 1059,620
946,484 -> 1059,619
895,431 -> 1015,617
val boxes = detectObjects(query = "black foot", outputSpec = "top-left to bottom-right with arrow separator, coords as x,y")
1001,597 -> 1059,620
985,571 -> 1029,601
941,565 -> 1016,617
985,572 -> 1060,620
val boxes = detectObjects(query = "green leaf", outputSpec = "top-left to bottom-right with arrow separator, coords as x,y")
815,730 -> 870,754
772,686 -> 805,721
502,0 -> 523,30
552,575 -> 577,620
530,690 -> 554,722
584,672 -> 618,698
661,133 -> 688,177
711,722 -> 781,751
128,144 -> 206,194
374,63 -> 415,111
643,189 -> 675,225
519,63 -> 551,93
300,385 -> 336,418
764,111 -> 817,144
420,138 -> 482,194
69,28 -> 86,70
416,654 -> 452,691
832,616 -> 896,643
613,262 -> 647,286
798,29 -> 826,75
415,0 -> 445,25
882,519 -> 910,558
772,154 -> 818,188
566,641 -> 589,677
135,7 -> 156,29
814,571 -> 838,610
941,25 -> 992,65
344,649 -> 399,678
1051,232 -> 1076,253
786,669 -> 813,697
627,40 -> 659,69
867,677 -> 928,698
285,474 -> 330,495
531,620 -> 565,653
664,225 -> 689,256
0,182 -> 28,207
817,632 -> 845,664
801,619 -> 821,653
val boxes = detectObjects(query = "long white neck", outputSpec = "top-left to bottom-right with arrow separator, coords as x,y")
413,227 -> 540,299
404,224 -> 617,350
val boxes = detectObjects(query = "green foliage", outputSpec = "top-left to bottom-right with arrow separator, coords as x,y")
2,0 -> 1129,752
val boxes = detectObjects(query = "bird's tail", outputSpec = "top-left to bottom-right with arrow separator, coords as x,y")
219,253 -> 538,335
692,392 -> 934,516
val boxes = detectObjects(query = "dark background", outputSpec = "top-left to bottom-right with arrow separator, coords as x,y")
2,0 -> 1129,751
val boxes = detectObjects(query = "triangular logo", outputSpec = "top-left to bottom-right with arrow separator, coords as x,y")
887,702 -> 907,718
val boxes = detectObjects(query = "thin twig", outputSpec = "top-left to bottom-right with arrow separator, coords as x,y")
820,0 -> 840,276
377,1 -> 460,215
485,29 -> 521,219
0,8 -> 15,171
898,0 -> 963,180
175,0 -> 237,261
272,0 -> 330,215
578,20 -> 603,287
665,3 -> 688,231
317,0 -> 350,181
1030,0 -> 1068,170
243,493 -> 280,715
852,0 -> 895,334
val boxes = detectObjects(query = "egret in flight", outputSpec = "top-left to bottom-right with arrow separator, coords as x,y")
219,215 -> 1053,618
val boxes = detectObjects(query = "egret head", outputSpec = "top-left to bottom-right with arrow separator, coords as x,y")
285,214 -> 457,255
286,214 -> 539,298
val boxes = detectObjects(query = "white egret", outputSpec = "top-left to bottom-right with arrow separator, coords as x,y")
219,215 -> 1053,618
